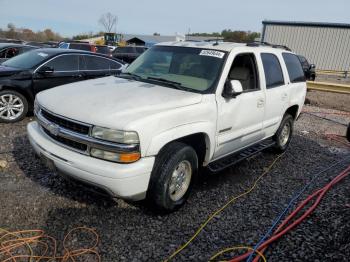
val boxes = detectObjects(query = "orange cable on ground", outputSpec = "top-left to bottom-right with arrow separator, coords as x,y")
0,227 -> 100,262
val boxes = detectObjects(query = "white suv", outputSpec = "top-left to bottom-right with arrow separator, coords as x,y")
27,41 -> 306,211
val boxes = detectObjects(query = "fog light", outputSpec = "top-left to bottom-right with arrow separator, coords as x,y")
90,148 -> 140,163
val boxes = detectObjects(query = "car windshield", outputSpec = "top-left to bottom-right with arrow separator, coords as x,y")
2,50 -> 51,69
123,46 -> 227,93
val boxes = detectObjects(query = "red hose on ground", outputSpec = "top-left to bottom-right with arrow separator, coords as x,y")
228,164 -> 350,262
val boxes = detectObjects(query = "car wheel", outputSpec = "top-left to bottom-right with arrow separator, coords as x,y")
147,142 -> 198,212
346,123 -> 350,142
273,114 -> 294,153
0,90 -> 28,123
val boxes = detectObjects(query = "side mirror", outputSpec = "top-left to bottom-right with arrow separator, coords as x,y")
309,64 -> 316,69
37,66 -> 54,74
223,80 -> 243,98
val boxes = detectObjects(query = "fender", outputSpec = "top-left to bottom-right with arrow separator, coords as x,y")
146,121 -> 216,164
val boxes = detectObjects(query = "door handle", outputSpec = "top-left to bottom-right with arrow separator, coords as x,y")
257,98 -> 264,108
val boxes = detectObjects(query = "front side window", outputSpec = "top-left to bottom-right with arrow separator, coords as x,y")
261,53 -> 284,89
228,53 -> 260,91
123,46 -> 228,93
283,53 -> 306,83
45,55 -> 79,71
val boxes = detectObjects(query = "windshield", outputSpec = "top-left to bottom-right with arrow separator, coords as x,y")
2,50 -> 51,69
123,46 -> 227,93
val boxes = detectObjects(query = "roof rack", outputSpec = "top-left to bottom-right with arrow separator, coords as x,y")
246,41 -> 291,51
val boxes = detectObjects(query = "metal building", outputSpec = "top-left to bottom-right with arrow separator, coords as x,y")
262,20 -> 350,71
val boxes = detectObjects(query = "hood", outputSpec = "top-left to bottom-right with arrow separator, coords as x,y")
37,76 -> 203,129
0,65 -> 25,77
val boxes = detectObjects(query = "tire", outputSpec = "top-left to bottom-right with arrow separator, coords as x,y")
273,114 -> 294,153
346,123 -> 350,142
147,142 -> 198,212
0,90 -> 28,123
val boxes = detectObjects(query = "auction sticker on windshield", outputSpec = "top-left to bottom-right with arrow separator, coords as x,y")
199,50 -> 225,59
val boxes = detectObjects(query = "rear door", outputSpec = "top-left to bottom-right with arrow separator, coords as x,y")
260,52 -> 289,137
32,54 -> 80,94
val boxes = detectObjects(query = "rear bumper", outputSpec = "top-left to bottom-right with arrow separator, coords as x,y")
27,121 -> 155,201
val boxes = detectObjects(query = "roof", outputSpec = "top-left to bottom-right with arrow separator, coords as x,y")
0,43 -> 27,49
263,20 -> 350,29
157,41 -> 246,52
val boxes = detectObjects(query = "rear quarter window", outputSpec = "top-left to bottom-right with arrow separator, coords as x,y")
261,53 -> 285,89
283,53 -> 306,83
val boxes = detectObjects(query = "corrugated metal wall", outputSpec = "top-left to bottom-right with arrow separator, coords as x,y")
263,25 -> 350,71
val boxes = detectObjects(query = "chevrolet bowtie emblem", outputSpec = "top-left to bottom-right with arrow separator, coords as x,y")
47,123 -> 60,136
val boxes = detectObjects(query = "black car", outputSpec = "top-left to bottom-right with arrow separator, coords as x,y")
112,46 -> 147,63
297,55 -> 316,81
0,43 -> 38,63
96,45 -> 112,56
0,48 -> 125,123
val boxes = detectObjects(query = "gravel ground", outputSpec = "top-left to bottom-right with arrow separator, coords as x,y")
0,104 -> 350,261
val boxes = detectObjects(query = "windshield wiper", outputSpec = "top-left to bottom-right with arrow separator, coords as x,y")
147,77 -> 186,90
119,72 -> 142,80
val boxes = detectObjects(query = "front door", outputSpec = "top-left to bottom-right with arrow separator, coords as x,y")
214,53 -> 265,159
33,54 -> 80,95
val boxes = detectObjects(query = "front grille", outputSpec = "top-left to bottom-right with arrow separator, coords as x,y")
43,128 -> 88,152
41,109 -> 90,135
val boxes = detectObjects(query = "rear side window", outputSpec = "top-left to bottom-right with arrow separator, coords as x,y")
110,60 -> 122,70
80,55 -> 110,70
45,55 -> 79,71
261,53 -> 285,88
283,53 -> 306,83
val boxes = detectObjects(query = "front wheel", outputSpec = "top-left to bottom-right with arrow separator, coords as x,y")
273,114 -> 294,153
147,142 -> 198,212
0,90 -> 28,123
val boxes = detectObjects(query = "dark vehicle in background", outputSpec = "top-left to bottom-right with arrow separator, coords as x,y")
112,46 -> 147,63
0,49 -> 126,123
25,41 -> 58,48
297,55 -> 316,81
96,45 -> 112,57
59,42 -> 97,53
0,43 -> 38,63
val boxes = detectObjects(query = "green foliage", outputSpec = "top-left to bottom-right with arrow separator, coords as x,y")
189,30 -> 261,43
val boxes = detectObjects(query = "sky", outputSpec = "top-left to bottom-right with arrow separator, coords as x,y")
0,0 -> 349,37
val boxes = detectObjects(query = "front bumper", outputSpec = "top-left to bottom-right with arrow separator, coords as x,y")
27,121 -> 155,201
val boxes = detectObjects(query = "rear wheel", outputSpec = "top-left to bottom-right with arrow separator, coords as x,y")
147,142 -> 198,212
0,90 -> 28,123
346,123 -> 350,142
273,114 -> 294,153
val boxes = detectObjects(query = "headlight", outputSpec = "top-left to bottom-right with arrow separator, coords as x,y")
34,99 -> 40,115
90,148 -> 140,163
91,126 -> 139,144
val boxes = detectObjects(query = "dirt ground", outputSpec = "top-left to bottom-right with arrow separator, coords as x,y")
306,90 -> 350,112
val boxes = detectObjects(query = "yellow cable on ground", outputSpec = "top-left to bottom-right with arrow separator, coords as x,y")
164,154 -> 283,261
209,246 -> 267,262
